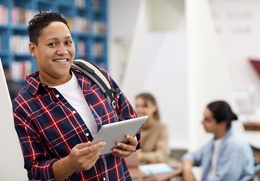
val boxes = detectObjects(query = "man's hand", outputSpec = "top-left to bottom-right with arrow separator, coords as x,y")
182,160 -> 196,181
67,141 -> 106,171
53,141 -> 106,181
111,135 -> 138,157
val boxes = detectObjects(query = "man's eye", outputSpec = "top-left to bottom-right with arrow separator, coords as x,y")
66,41 -> 72,45
48,43 -> 56,47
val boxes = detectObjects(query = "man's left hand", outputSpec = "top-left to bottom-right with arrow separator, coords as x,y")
112,135 -> 138,157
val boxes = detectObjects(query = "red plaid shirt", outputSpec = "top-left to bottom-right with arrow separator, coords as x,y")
13,68 -> 139,181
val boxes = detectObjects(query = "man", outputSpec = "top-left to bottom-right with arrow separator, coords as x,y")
182,100 -> 255,181
13,11 -> 139,181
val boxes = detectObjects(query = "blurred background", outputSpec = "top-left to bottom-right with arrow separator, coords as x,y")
1,0 -> 260,180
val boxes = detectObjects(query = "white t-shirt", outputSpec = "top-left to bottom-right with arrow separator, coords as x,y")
208,138 -> 223,179
50,73 -> 97,136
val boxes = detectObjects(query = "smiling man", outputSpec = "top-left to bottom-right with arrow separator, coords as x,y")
13,11 -> 140,181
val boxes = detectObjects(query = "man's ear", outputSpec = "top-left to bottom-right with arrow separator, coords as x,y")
219,120 -> 227,127
29,42 -> 36,56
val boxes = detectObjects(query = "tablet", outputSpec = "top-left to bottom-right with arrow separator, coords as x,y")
92,115 -> 148,155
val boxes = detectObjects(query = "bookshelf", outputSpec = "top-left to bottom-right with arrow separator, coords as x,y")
0,0 -> 107,82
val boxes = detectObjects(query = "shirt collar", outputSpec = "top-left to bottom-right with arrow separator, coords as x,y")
25,71 -> 43,96
25,69 -> 83,96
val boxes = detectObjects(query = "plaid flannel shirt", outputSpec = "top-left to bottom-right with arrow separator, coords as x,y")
13,67 -> 139,181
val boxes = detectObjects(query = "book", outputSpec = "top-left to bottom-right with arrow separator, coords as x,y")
138,163 -> 174,175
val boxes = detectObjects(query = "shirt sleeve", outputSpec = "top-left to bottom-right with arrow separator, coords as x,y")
181,143 -> 209,167
14,109 -> 56,181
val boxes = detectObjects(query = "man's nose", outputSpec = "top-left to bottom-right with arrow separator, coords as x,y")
57,45 -> 68,54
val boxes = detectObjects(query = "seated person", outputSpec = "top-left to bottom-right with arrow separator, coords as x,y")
135,92 -> 170,163
182,100 -> 255,181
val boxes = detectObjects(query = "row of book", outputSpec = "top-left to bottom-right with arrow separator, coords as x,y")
75,0 -> 87,8
77,41 -> 87,56
67,18 -> 106,34
0,5 -> 8,24
1,5 -> 106,34
92,21 -> 106,35
75,0 -> 105,9
93,0 -> 101,10
11,61 -> 32,82
76,41 -> 105,57
2,35 -> 104,57
92,42 -> 104,57
77,41 -> 105,57
67,17 -> 91,33
11,36 -> 30,54
11,7 -> 36,25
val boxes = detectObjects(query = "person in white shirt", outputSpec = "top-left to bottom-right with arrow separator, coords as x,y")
181,100 -> 255,181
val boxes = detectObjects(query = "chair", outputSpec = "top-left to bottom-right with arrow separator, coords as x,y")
253,146 -> 260,180
232,121 -> 260,179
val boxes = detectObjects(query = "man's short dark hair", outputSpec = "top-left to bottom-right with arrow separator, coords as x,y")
28,11 -> 70,45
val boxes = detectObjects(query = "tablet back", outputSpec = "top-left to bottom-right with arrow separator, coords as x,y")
92,115 -> 148,155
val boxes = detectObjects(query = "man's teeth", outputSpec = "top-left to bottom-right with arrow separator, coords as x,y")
55,59 -> 67,62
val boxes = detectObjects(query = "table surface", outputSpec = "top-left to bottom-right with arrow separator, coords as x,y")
243,122 -> 260,131
242,122 -> 260,148
128,161 -> 182,181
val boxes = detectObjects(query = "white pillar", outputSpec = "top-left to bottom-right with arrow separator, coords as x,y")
0,60 -> 27,180
185,0 -> 235,150
121,0 -> 150,103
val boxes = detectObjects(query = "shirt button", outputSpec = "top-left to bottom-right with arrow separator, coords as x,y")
86,133 -> 89,136
55,94 -> 59,98
72,110 -> 77,114
103,177 -> 106,181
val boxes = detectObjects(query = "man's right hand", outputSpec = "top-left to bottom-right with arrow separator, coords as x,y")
53,141 -> 106,181
182,160 -> 196,181
67,141 -> 106,171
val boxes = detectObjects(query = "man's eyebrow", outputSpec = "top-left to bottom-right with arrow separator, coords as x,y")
64,36 -> 72,39
46,36 -> 72,41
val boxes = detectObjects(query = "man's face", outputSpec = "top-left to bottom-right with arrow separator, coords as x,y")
29,21 -> 75,86
201,108 -> 219,134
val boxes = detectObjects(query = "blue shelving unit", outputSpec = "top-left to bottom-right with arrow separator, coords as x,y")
0,0 -> 107,81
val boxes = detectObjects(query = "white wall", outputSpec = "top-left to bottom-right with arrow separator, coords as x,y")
148,0 -> 185,32
185,0 -> 235,150
108,0 -> 185,85
108,0 -> 260,150
108,0 -> 142,83
142,32 -> 188,149
0,60 -> 27,180
209,0 -> 260,109
108,0 -> 189,149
